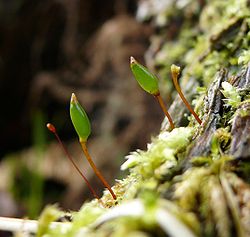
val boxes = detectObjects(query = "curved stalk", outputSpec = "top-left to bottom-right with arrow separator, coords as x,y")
80,141 -> 117,200
171,65 -> 202,125
154,94 -> 175,130
46,123 -> 100,201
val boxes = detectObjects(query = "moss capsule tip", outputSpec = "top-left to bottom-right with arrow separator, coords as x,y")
170,64 -> 202,125
71,93 -> 78,104
130,56 -> 136,65
171,64 -> 181,76
47,123 -> 56,133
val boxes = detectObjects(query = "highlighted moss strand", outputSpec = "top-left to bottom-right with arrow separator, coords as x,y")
171,65 -> 202,125
46,123 -> 100,200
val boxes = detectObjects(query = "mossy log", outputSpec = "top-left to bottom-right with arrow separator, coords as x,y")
24,1 -> 250,236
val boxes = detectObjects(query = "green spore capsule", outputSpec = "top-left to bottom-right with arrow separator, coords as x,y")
130,56 -> 160,95
70,93 -> 117,200
70,93 -> 91,142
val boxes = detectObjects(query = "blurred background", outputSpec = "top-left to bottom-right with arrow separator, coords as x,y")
0,0 -> 163,219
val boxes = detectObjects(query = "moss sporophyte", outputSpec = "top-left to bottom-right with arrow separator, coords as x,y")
130,56 -> 202,127
70,93 -> 117,200
46,60 -> 201,204
47,94 -> 117,202
170,65 -> 202,125
130,56 -> 175,129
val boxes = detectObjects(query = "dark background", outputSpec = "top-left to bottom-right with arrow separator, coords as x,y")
0,0 -> 136,155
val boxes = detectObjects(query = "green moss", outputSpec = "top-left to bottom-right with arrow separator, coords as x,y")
238,49 -> 250,65
221,82 -> 241,108
37,205 -> 64,237
121,127 -> 194,179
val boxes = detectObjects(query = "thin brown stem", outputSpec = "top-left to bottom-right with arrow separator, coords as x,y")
154,94 -> 175,130
80,141 -> 117,200
171,67 -> 202,125
46,123 -> 101,201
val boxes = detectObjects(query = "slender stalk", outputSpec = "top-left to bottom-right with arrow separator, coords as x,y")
46,123 -> 100,201
171,65 -> 202,125
130,57 -> 175,130
154,93 -> 175,130
80,141 -> 117,200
